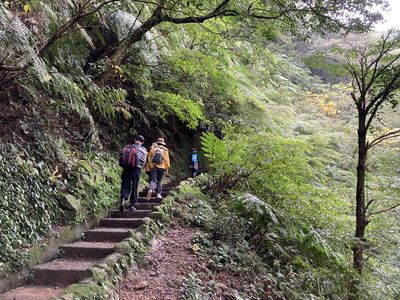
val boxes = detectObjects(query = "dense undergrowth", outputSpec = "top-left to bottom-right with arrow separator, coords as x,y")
172,182 -> 345,299
0,1 -> 399,299
0,143 -> 121,272
174,169 -> 396,300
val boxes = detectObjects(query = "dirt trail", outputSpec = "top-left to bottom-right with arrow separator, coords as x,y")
118,226 -> 197,300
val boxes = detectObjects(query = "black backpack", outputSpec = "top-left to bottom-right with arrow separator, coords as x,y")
119,144 -> 137,167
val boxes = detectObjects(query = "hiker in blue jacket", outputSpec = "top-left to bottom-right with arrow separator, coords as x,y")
189,148 -> 199,178
119,135 -> 147,212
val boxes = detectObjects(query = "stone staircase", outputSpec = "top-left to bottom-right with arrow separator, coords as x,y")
0,181 -> 179,300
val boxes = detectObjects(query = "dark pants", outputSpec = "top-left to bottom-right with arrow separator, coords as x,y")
149,168 -> 165,193
147,171 -> 152,184
190,163 -> 198,178
147,171 -> 158,192
191,168 -> 198,178
121,167 -> 141,206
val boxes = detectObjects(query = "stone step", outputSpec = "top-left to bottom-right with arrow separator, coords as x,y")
0,285 -> 65,300
111,209 -> 152,218
99,218 -> 144,228
134,202 -> 158,210
164,181 -> 180,187
60,241 -> 115,258
84,227 -> 131,242
31,258 -> 96,285
137,197 -> 162,204
138,191 -> 168,197
142,186 -> 175,192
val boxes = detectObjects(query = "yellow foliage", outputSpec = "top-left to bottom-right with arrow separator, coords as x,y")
23,3 -> 31,13
306,91 -> 337,117
320,100 -> 337,117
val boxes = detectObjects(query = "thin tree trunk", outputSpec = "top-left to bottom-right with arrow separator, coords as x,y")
353,109 -> 368,274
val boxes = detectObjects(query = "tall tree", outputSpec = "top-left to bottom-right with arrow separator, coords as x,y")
0,0 -> 388,85
99,0 -> 388,82
337,30 -> 400,274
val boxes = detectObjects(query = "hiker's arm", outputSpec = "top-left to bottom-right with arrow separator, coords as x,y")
147,149 -> 153,164
140,149 -> 147,166
165,151 -> 170,170
146,151 -> 150,164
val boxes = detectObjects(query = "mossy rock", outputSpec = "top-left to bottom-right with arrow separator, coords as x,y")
68,177 -> 84,189
90,266 -> 109,283
148,211 -> 163,220
78,161 -> 94,174
62,283 -> 109,299
114,241 -> 131,254
93,262 -> 109,271
51,293 -> 74,300
292,123 -> 316,135
81,174 -> 96,187
104,253 -> 124,266
135,224 -> 149,236
59,194 -> 81,212
127,230 -> 137,239
142,217 -> 152,225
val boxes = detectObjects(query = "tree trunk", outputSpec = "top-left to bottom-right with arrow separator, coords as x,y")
99,9 -> 163,83
353,109 -> 368,274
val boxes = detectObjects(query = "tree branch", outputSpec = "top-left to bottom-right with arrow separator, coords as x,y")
370,203 -> 400,215
39,0 -> 119,55
365,68 -> 400,114
365,199 -> 375,214
365,77 -> 400,130
368,129 -> 400,149
364,30 -> 398,94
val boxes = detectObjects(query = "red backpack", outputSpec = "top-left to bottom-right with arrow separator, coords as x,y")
119,144 -> 137,167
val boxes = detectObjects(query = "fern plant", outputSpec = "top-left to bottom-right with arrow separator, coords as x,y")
200,132 -> 228,170
0,3 -> 49,81
146,90 -> 206,129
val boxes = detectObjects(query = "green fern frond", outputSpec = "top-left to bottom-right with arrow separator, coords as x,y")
147,90 -> 207,129
200,132 -> 228,168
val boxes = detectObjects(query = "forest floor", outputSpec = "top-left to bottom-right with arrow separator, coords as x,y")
117,224 -> 274,300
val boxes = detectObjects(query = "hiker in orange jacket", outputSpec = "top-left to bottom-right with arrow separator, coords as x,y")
146,137 -> 170,200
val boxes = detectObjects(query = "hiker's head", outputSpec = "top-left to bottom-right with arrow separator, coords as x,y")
135,135 -> 145,145
156,137 -> 166,146
191,148 -> 197,153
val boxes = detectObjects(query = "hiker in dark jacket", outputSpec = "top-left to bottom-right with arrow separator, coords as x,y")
119,135 -> 147,212
189,148 -> 199,178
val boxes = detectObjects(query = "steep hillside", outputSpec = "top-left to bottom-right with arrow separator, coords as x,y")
0,1 -> 399,299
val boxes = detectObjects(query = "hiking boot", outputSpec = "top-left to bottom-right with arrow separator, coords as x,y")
129,205 -> 136,212
156,193 -> 162,199
146,189 -> 153,201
